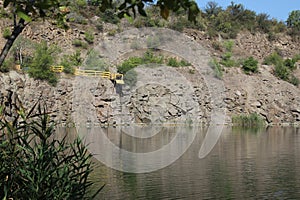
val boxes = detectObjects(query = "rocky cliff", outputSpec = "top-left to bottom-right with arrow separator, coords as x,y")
1,21 -> 300,125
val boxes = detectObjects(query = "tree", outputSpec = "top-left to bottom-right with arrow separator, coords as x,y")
204,1 -> 222,18
287,10 -> 300,29
100,0 -> 200,21
0,0 -> 199,67
0,0 -> 65,67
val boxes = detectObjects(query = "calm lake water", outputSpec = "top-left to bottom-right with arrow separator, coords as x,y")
77,126 -> 300,200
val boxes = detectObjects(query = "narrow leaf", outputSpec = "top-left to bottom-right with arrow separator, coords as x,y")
16,11 -> 32,23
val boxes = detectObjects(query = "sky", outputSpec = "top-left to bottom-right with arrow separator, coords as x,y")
196,0 -> 300,22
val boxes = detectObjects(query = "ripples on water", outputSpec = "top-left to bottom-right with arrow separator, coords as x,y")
74,126 -> 300,200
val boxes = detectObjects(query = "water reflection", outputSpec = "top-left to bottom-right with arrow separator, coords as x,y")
67,126 -> 300,199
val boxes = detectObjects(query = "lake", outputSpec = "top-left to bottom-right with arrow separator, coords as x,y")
77,126 -> 300,199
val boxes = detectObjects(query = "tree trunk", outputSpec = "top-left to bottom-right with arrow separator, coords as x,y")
0,19 -> 26,67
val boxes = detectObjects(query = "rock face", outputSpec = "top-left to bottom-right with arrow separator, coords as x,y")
113,66 -> 211,125
224,67 -> 300,124
1,65 -> 300,125
0,71 -> 73,123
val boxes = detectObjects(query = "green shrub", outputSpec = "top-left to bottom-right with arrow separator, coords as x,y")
0,58 -> 14,72
292,54 -> 300,62
117,57 -> 143,74
98,9 -> 120,24
2,27 -> 11,39
209,58 -> 223,79
167,57 -> 190,67
60,57 -> 72,74
212,41 -> 222,51
72,39 -> 87,48
118,51 -> 191,73
284,58 -> 296,70
232,113 -> 265,127
242,57 -> 258,74
27,42 -> 58,86
167,57 -> 180,67
95,19 -> 103,31
289,75 -> 299,86
0,99 -> 103,199
179,59 -> 191,66
274,63 -> 290,81
220,52 -> 236,67
223,40 -> 234,52
84,30 -> 94,44
143,50 -> 164,64
263,52 -> 283,66
66,13 -> 87,24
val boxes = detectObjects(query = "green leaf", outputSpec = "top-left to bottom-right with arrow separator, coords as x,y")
124,13 -> 134,23
17,11 -> 32,22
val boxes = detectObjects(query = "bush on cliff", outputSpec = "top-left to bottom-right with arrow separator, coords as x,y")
242,57 -> 258,74
27,42 -> 58,86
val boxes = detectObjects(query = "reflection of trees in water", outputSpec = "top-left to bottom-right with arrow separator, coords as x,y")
79,126 -> 300,199
208,156 -> 233,199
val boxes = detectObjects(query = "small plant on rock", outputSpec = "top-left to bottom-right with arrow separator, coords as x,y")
242,57 -> 258,74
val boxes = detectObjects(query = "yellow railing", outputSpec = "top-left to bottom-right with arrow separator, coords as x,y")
51,66 -> 64,73
51,66 -> 124,84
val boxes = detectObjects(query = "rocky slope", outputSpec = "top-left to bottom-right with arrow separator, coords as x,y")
1,20 -> 300,125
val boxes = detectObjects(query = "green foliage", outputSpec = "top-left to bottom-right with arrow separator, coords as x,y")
103,0 -> 200,22
0,58 -> 14,72
284,58 -> 296,70
232,113 -> 265,127
66,12 -> 88,24
242,57 -> 258,74
204,1 -> 222,18
98,9 -> 120,24
84,30 -> 94,44
263,52 -> 300,85
27,42 -> 58,86
274,63 -> 290,81
220,52 -> 236,67
117,57 -> 143,74
60,51 -> 82,74
72,39 -> 88,49
218,40 -> 237,67
209,58 -> 223,79
289,75 -> 299,86
0,98 -> 103,199
2,27 -> 11,39
76,0 -> 87,7
263,52 -> 283,66
117,50 -> 190,74
84,50 -> 107,71
212,41 -> 222,51
167,57 -> 191,67
143,50 -> 164,64
95,20 -> 103,31
167,57 -> 179,67
223,40 -> 234,52
287,10 -> 300,28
